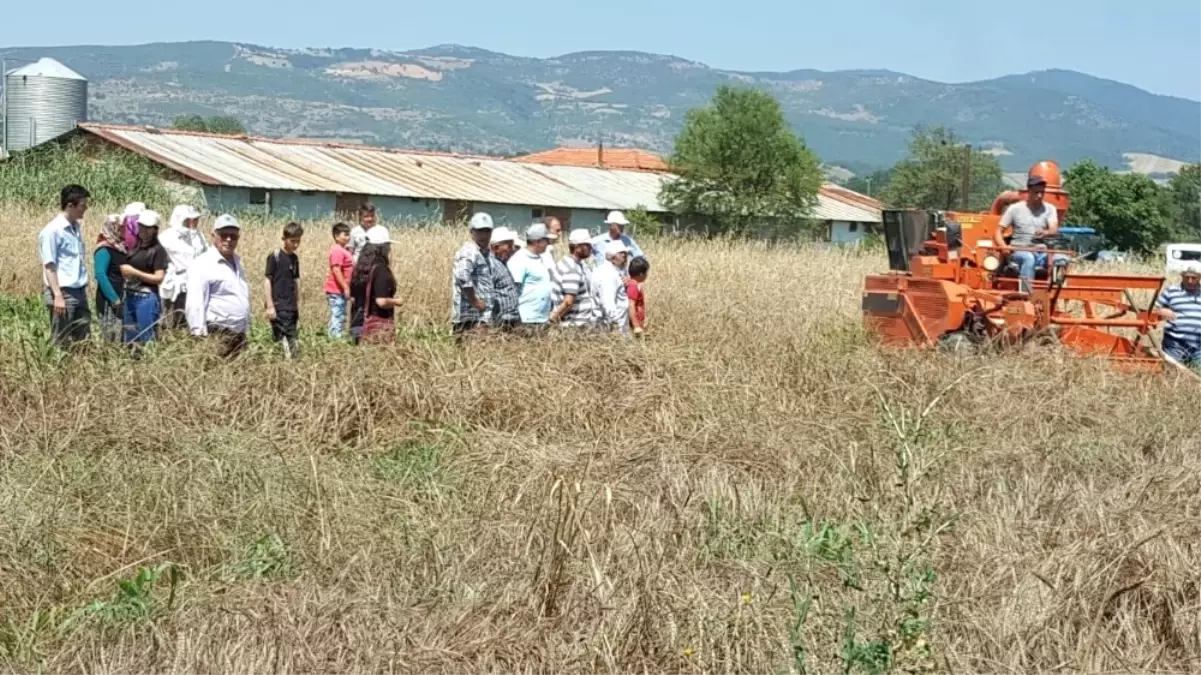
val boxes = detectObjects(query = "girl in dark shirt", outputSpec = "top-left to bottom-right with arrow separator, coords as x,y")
120,212 -> 169,346
349,242 -> 402,344
93,216 -> 128,343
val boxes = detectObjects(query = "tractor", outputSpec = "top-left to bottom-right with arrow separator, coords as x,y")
861,160 -> 1168,371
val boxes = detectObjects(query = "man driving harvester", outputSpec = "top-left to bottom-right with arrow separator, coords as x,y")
995,175 -> 1069,293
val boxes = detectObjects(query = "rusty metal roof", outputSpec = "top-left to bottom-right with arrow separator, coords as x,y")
77,124 -> 673,212
514,146 -> 670,172
75,124 -> 879,221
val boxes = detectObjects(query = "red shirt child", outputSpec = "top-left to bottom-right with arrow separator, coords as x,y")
626,256 -> 650,336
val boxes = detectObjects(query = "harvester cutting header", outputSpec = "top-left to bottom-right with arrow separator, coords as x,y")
862,160 -> 1170,372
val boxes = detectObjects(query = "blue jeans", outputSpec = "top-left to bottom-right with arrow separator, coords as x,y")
327,292 -> 348,338
1162,333 -> 1201,367
1010,251 -> 1071,291
123,291 -> 161,344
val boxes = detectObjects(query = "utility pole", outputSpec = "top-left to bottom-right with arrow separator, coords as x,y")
961,144 -> 973,211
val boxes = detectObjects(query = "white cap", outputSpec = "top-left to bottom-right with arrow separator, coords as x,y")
605,210 -> 630,226
1182,262 -> 1201,275
568,228 -> 592,245
213,214 -> 240,231
123,202 -> 146,218
526,223 -> 549,241
470,212 -> 494,230
490,227 -> 516,245
604,240 -> 630,256
136,209 -> 161,227
366,226 -> 395,245
176,204 -> 200,220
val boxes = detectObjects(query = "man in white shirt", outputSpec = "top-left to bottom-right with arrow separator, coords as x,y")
348,203 -> 380,264
593,239 -> 631,335
38,184 -> 92,348
186,214 -> 251,358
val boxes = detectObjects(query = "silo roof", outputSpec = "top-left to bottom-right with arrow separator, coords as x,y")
6,58 -> 86,80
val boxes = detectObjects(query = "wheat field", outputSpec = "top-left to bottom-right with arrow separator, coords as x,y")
0,205 -> 1197,674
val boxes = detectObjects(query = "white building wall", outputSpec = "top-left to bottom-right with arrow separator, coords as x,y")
830,220 -> 868,244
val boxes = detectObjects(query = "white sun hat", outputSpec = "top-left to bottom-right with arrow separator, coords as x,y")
568,228 -> 592,245
490,227 -> 516,245
605,210 -> 630,226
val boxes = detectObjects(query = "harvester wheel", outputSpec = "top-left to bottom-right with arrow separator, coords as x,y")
937,332 -> 976,354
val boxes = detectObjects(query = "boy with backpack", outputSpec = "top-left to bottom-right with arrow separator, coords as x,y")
264,222 -> 304,358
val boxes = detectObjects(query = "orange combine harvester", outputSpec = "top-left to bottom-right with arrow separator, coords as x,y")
861,160 -> 1168,372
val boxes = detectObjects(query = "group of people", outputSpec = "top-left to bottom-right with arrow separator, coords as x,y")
35,184 -> 652,358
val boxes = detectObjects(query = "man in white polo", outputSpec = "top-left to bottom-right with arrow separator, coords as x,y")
591,210 -> 644,265
186,214 -> 251,357
593,239 -> 631,334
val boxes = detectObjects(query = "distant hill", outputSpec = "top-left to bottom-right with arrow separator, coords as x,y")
3,41 -> 1198,174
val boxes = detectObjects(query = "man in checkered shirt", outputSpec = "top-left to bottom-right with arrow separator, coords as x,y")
488,226 -> 521,330
451,212 -> 496,334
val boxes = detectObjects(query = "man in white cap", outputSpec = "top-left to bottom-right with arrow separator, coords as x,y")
451,212 -> 496,335
591,210 -> 644,265
508,222 -> 555,331
185,214 -> 251,358
1155,262 -> 1201,370
593,239 -> 632,335
549,228 -> 599,328
488,227 -> 521,330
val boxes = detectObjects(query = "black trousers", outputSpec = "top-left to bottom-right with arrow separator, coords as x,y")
270,310 -> 299,358
207,324 -> 247,359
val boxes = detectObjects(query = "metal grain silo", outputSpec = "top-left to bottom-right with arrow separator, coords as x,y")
3,58 -> 88,152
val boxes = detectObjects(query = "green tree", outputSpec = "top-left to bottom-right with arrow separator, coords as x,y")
172,115 -> 246,135
880,126 -> 1003,211
1167,163 -> 1200,240
1063,159 -> 1173,253
659,85 -> 822,237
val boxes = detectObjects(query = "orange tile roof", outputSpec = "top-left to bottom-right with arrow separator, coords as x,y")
514,146 -> 670,172
820,183 -> 884,211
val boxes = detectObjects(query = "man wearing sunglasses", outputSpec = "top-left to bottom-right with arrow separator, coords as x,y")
185,214 -> 252,357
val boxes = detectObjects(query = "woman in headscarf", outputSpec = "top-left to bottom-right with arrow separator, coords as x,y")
121,202 -> 146,252
158,204 -> 208,331
93,215 -> 128,343
119,210 -> 169,348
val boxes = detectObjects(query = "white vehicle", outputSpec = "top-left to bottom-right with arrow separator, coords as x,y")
1165,243 -> 1201,273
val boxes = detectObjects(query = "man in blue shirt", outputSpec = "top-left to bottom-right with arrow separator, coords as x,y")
591,210 -> 644,265
508,222 -> 555,331
38,184 -> 92,347
1155,263 -> 1201,370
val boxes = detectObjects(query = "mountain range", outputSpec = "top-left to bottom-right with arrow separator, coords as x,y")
3,41 -> 1199,175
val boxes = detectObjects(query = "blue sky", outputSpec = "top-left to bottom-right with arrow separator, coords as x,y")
3,0 -> 1199,100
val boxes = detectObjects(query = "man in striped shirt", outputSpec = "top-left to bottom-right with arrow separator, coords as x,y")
1154,263 -> 1201,369
549,228 -> 598,328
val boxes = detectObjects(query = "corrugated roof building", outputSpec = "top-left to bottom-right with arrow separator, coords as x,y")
59,125 -> 881,240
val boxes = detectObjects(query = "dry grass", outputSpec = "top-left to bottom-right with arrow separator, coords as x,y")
0,205 -> 1198,674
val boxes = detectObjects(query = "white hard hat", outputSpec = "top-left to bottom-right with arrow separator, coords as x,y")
470,212 -> 494,230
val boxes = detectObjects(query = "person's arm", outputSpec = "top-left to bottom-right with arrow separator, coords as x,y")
549,271 -> 579,323
39,229 -> 67,316
1154,292 -> 1178,320
331,252 -> 352,297
454,252 -> 485,311
263,254 -> 277,320
94,249 -> 122,305
373,269 -> 403,309
185,260 -> 209,336
120,264 -> 165,285
995,206 -> 1014,248
294,257 -> 301,312
628,236 -> 644,259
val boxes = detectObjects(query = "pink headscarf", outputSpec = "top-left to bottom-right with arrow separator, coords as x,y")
96,216 -> 127,254
121,202 -> 145,251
